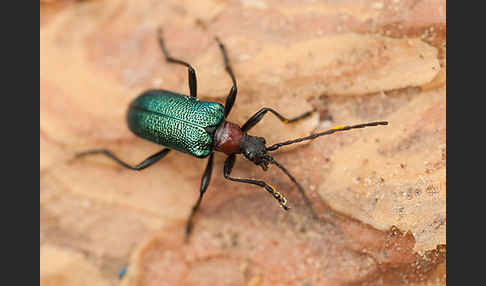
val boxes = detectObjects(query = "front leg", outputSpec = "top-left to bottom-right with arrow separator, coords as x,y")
223,154 -> 289,210
241,107 -> 315,132
185,153 -> 214,241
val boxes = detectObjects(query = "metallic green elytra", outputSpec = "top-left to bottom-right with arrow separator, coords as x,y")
127,90 -> 225,158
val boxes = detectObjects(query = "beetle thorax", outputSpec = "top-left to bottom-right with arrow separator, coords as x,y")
214,121 -> 271,170
214,121 -> 244,155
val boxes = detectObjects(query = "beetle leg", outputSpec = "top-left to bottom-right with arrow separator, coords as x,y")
185,153 -> 214,241
215,37 -> 238,118
75,148 -> 171,171
241,107 -> 315,132
223,155 -> 289,210
157,28 -> 197,98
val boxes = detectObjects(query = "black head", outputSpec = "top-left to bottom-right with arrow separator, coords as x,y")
240,134 -> 272,170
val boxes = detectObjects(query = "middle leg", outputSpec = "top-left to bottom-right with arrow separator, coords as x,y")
157,28 -> 198,98
185,153 -> 214,241
215,37 -> 238,118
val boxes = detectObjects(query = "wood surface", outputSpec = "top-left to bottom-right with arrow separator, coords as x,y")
40,1 -> 446,285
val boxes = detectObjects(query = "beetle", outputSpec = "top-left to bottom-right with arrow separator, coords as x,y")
76,29 -> 388,240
